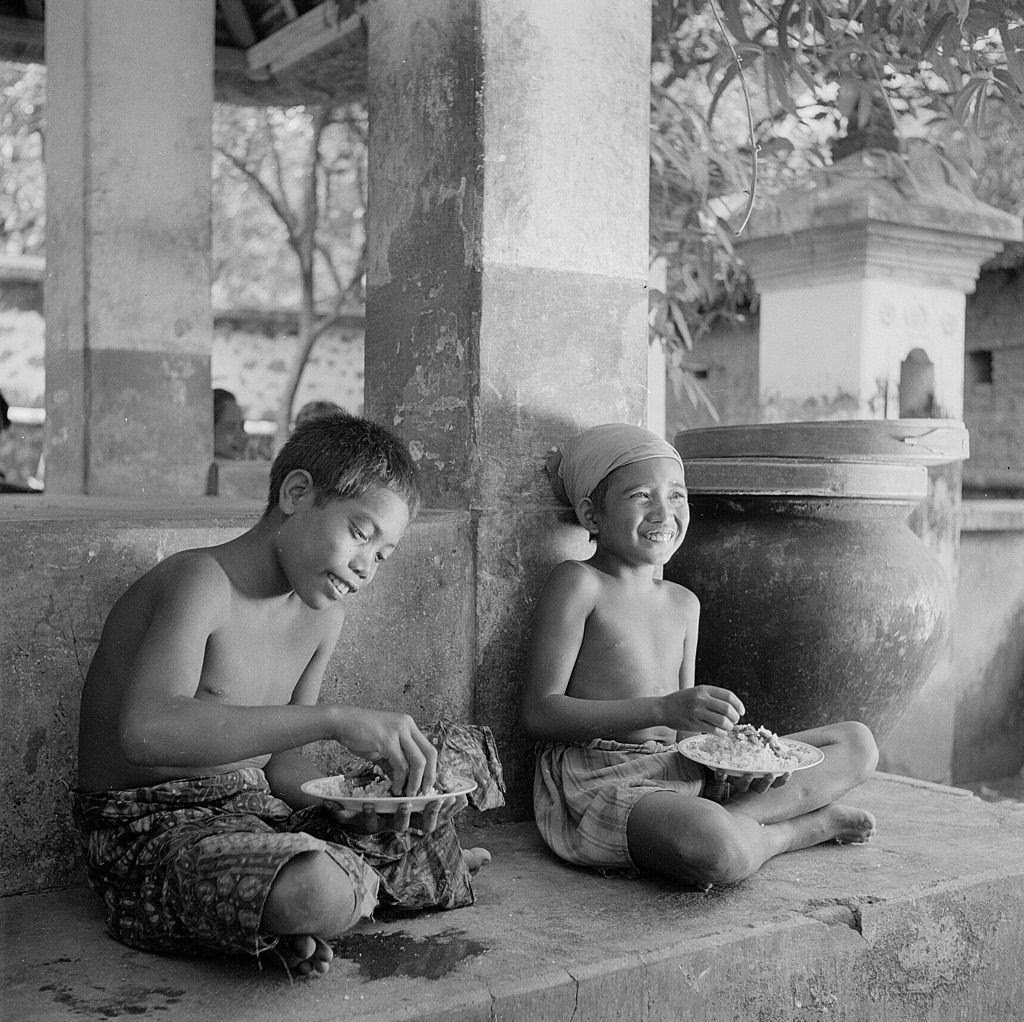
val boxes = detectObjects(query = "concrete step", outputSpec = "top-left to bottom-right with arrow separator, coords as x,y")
4,774 -> 1024,1022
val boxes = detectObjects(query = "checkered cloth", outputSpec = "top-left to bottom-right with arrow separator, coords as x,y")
534,738 -> 706,876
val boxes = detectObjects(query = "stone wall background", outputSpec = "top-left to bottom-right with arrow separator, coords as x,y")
0,278 -> 365,485
964,268 -> 1024,493
4,266 -> 1022,491
667,268 -> 1024,497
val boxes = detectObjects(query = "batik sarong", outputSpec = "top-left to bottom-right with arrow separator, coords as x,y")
71,722 -> 505,959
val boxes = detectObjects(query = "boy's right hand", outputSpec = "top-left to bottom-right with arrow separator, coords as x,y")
662,685 -> 745,735
332,707 -> 438,796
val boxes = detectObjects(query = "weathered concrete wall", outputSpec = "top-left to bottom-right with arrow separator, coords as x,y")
0,499 -> 477,896
951,502 -> 1024,783
5,495 -> 1024,896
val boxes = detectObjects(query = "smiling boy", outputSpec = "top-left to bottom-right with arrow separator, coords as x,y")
73,413 -> 491,976
521,423 -> 878,888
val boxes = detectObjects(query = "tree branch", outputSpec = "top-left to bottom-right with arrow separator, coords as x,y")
215,144 -> 299,246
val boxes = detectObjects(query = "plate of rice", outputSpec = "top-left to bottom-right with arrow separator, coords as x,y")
678,724 -> 824,776
301,769 -> 476,813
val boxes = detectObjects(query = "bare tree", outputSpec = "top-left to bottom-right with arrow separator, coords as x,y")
213,101 -> 367,436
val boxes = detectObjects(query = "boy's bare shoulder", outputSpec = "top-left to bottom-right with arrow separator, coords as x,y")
659,576 -> 700,613
537,560 -> 611,618
547,558 -> 606,592
127,546 -> 234,611
149,546 -> 231,583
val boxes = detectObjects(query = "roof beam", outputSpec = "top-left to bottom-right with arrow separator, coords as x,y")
246,1 -> 363,76
217,0 -> 258,49
0,14 -> 44,63
0,8 -> 366,106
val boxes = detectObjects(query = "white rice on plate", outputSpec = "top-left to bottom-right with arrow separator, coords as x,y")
314,765 -> 440,799
689,724 -> 805,772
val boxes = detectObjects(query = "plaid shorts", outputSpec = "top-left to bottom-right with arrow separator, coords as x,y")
534,738 -> 706,876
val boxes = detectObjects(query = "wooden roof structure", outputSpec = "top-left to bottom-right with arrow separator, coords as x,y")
0,0 -> 368,105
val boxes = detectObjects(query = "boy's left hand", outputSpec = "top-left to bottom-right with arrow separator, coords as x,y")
712,770 -> 791,795
327,796 -> 465,835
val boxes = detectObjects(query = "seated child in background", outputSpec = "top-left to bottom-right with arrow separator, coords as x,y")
520,423 -> 878,888
73,413 -> 500,977
294,399 -> 344,431
213,387 -> 248,460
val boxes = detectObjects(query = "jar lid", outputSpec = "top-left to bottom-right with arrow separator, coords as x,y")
674,419 -> 969,466
683,458 -> 928,500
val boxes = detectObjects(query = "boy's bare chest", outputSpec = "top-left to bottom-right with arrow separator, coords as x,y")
583,591 -> 683,666
201,601 -> 333,702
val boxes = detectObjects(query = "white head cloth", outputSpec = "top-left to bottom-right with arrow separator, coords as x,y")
550,423 -> 684,507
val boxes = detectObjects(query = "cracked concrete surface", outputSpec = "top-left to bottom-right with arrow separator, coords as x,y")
4,773 -> 1024,1021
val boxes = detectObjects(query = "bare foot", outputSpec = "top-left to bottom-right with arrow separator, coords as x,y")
264,934 -> 334,977
827,804 -> 876,845
463,846 -> 491,874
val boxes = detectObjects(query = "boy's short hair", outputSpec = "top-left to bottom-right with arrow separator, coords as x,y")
266,412 -> 422,518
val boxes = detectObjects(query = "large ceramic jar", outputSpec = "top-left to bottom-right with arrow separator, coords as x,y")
665,420 -> 968,743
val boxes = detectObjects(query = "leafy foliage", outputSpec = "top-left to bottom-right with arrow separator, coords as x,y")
0,63 -> 44,257
4,2 -> 1024,424
650,0 -> 1024,381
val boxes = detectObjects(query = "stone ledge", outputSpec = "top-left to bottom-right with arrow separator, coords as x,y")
4,774 -> 1024,1021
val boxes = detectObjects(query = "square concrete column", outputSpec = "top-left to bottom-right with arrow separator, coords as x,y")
363,0 -> 651,810
44,1 -> 214,496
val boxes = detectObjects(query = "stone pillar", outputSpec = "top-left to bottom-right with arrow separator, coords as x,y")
44,0 -> 214,497
737,153 -> 1022,782
364,0 -> 650,810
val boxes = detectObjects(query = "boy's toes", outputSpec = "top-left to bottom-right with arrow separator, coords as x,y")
463,846 -> 491,874
310,936 -> 334,972
287,934 -> 318,962
268,934 -> 333,977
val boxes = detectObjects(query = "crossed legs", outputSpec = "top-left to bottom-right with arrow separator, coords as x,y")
626,721 -> 879,888
261,842 -> 492,976
262,850 -> 366,976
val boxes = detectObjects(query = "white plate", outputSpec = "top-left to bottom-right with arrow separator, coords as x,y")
677,735 -> 824,777
301,774 -> 476,813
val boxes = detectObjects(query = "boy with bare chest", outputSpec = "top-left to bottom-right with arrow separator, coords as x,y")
74,414 -> 494,975
521,423 -> 878,887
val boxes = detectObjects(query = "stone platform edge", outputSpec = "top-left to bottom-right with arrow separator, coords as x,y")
4,773 -> 1024,1021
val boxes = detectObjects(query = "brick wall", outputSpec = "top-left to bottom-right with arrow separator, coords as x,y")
964,269 -> 1024,494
